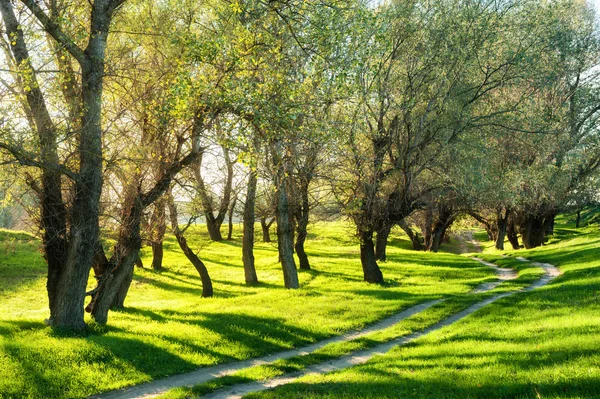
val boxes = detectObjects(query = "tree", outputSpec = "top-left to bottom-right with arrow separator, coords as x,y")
0,0 -> 127,330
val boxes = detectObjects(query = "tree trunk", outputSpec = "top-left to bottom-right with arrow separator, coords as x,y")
151,242 -> 164,270
135,253 -> 144,268
261,217 -> 274,242
546,214 -> 555,236
495,207 -> 509,251
242,168 -> 259,285
88,185 -> 144,324
398,219 -> 423,251
507,218 -> 520,250
576,210 -> 581,228
495,219 -> 507,251
167,195 -> 213,297
272,139 -> 299,289
294,178 -> 311,270
359,230 -> 384,284
375,224 -> 391,261
195,144 -> 235,242
205,217 -> 223,241
149,198 -> 167,270
276,179 -> 299,288
227,197 -> 237,241
520,214 -> 546,249
429,224 -> 446,252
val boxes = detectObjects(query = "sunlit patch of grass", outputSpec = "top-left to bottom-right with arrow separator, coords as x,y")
247,225 -> 600,399
0,221 -> 494,398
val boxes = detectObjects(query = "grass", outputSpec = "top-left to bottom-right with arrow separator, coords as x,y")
245,224 -> 600,399
0,221 -> 494,399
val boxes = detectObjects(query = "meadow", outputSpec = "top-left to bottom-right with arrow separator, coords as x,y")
0,221 -> 495,398
238,221 -> 600,399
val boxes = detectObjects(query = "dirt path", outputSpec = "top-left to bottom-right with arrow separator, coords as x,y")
92,256 -> 560,399
454,231 -> 482,254
201,258 -> 560,399
470,257 -> 518,293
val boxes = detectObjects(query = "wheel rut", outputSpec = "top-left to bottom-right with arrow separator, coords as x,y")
92,256 -> 560,399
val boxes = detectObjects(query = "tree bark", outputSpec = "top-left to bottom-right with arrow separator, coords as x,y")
276,181 -> 299,288
359,230 -> 384,284
242,168 -> 259,285
576,210 -> 581,228
273,140 -> 299,289
519,213 -> 554,249
195,144 -> 235,242
149,198 -> 167,270
398,219 -> 423,251
135,253 -> 144,268
495,207 -> 509,251
375,224 -> 391,261
507,218 -> 520,250
294,177 -> 311,270
227,196 -> 237,241
167,195 -> 213,297
151,242 -> 164,270
88,184 -> 144,324
261,217 -> 274,242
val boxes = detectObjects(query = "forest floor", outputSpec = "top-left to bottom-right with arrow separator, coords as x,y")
0,219 -> 599,399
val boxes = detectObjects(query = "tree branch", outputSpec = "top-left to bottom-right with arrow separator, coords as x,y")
19,0 -> 86,64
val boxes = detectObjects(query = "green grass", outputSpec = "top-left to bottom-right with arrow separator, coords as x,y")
158,294 -> 490,399
246,225 -> 600,399
0,221 -> 494,399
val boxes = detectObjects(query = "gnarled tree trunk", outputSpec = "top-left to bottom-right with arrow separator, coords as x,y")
261,217 -> 274,242
273,140 -> 299,289
398,219 -> 423,251
359,230 -> 383,284
375,224 -> 391,261
167,194 -> 213,297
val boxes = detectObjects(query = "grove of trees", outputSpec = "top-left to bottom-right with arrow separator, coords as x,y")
1,0 -> 599,330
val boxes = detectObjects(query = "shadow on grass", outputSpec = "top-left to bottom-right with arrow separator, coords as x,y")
247,367 -> 600,399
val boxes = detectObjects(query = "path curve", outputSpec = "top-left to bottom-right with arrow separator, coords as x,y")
92,257 -> 559,399
470,257 -> 518,293
202,258 -> 560,399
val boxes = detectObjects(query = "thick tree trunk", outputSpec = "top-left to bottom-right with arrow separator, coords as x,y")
359,230 -> 384,284
520,214 -> 547,249
168,195 -> 213,297
375,224 -> 391,261
429,224 -> 448,253
276,179 -> 299,288
495,208 -> 509,251
495,219 -> 507,250
507,218 -> 520,250
205,217 -> 223,241
576,210 -> 581,228
88,185 -> 143,324
242,169 -> 259,285
151,242 -> 164,270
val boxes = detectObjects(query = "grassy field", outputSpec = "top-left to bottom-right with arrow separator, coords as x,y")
244,224 -> 600,399
0,221 -> 494,399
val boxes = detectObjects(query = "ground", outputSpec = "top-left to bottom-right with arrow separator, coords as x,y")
0,218 -> 598,398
